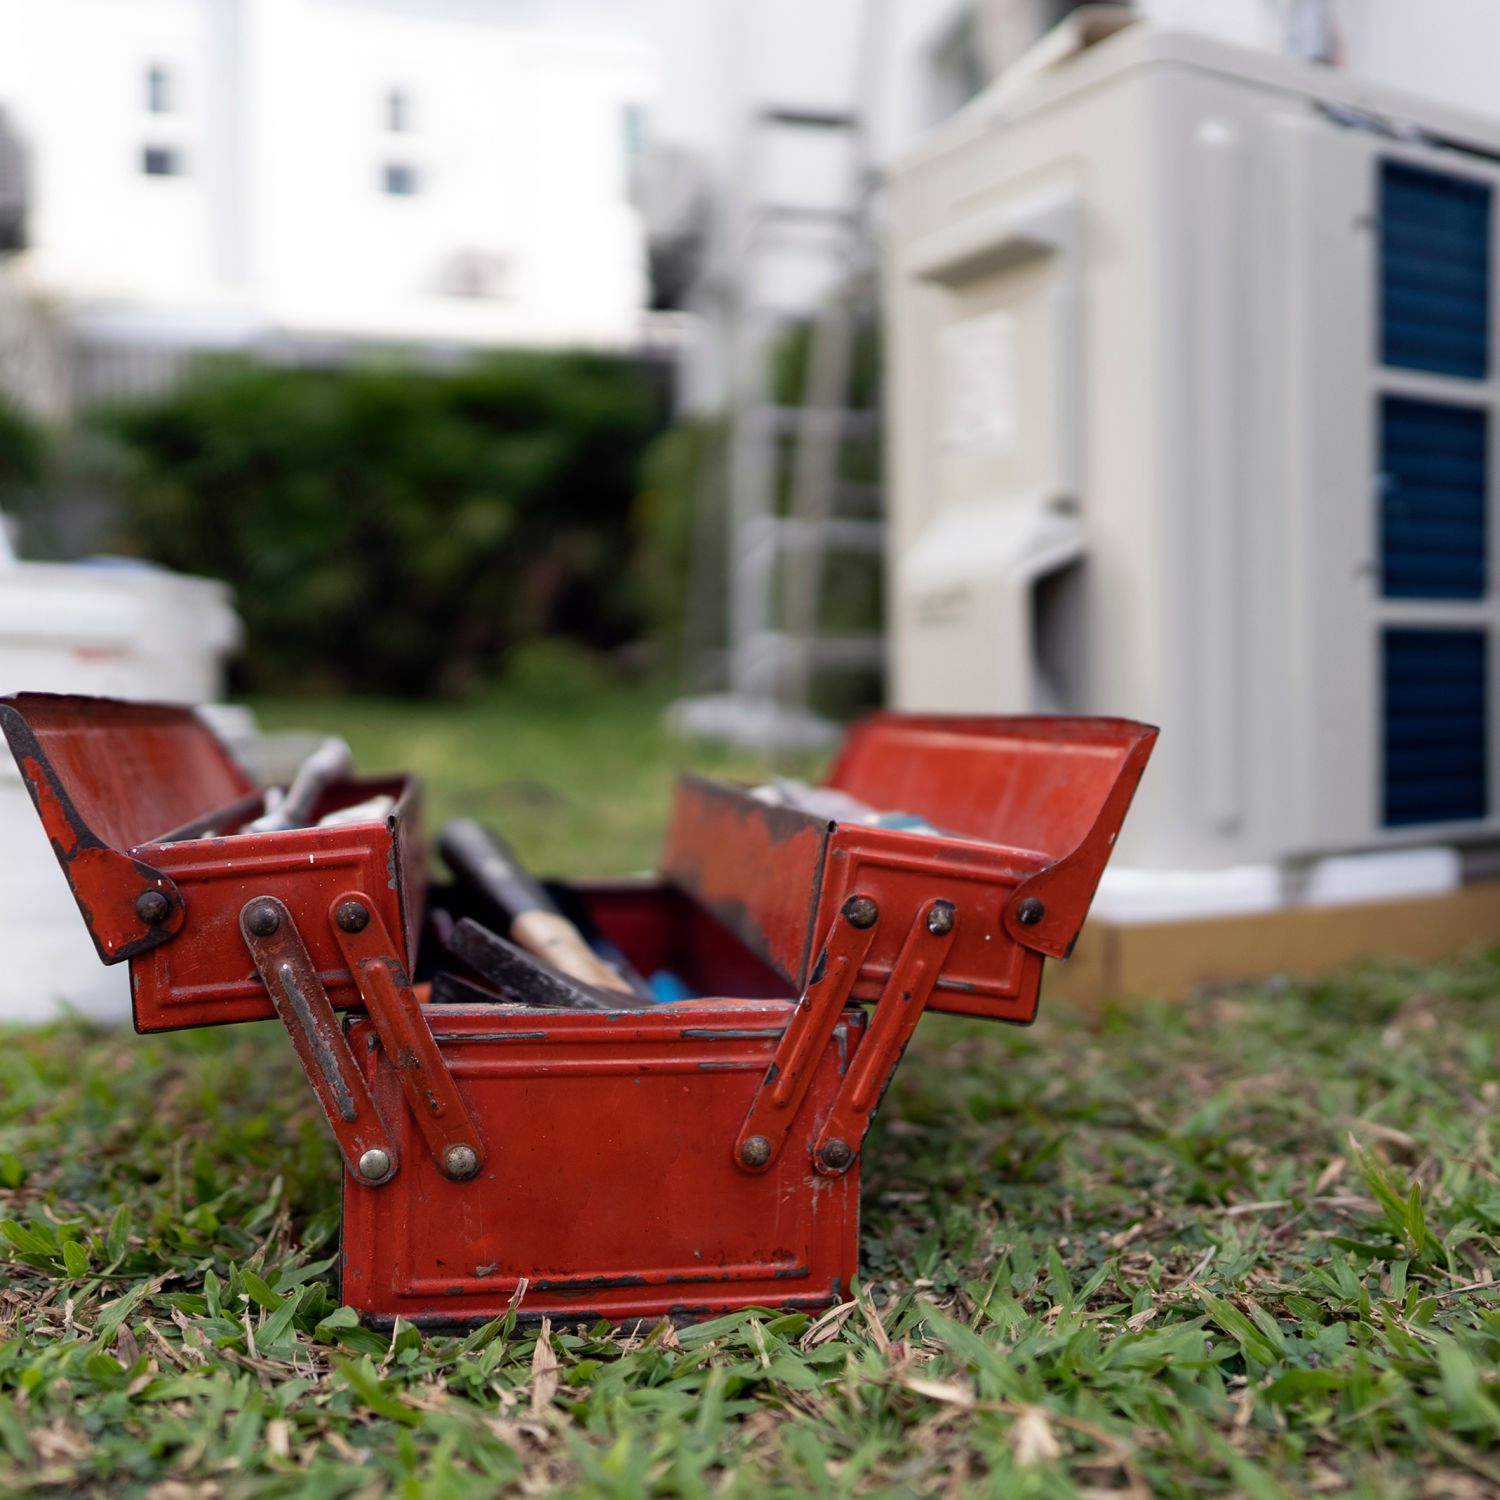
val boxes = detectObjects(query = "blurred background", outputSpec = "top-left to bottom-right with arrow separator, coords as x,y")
5,0 -> 1500,1016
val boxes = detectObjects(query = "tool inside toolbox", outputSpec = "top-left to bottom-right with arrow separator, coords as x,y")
0,691 -> 1156,1327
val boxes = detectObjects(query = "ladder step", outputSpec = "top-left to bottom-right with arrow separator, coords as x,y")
836,481 -> 883,513
757,405 -> 880,438
741,631 -> 885,672
753,204 -> 861,228
806,635 -> 884,670
758,106 -> 858,131
753,517 -> 883,553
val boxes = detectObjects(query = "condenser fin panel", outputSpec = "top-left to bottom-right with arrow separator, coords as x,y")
1379,396 -> 1487,601
1382,627 -> 1488,827
1380,159 -> 1491,380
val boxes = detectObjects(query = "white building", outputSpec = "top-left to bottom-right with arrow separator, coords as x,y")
0,0 -> 656,412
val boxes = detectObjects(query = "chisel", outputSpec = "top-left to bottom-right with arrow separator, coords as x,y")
438,818 -> 642,996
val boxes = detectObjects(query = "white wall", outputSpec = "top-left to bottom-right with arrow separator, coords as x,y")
0,0 -> 654,352
0,0 -> 222,301
1131,0 -> 1500,121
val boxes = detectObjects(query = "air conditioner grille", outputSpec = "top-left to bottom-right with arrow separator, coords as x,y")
1382,626 -> 1488,827
1380,159 -> 1491,380
1380,395 -> 1487,600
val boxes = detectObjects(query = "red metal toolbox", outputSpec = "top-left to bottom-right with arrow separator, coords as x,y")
1,692 -> 1155,1328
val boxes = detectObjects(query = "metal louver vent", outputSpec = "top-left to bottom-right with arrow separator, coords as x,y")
1380,159 -> 1491,380
1380,395 -> 1487,600
1382,627 -> 1488,827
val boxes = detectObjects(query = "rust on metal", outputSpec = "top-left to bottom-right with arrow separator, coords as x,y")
662,773 -> 831,985
341,1000 -> 865,1327
824,712 -> 1158,964
0,736 -> 186,964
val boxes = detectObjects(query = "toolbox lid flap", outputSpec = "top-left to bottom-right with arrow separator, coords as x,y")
0,693 -> 256,962
825,713 -> 1158,961
664,712 -> 1157,991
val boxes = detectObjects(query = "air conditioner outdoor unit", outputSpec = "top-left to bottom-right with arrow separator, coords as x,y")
885,18 -> 1500,907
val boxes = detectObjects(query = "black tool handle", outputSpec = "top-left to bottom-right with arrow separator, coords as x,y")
438,818 -> 640,995
439,817 -> 552,925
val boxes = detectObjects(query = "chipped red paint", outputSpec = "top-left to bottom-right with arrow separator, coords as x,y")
733,896 -> 877,1173
668,715 -> 1157,1027
827,714 -> 1158,965
810,898 -> 958,1172
660,774 -> 831,985
7,741 -> 186,964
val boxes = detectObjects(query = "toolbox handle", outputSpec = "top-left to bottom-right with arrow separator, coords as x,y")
240,896 -> 400,1187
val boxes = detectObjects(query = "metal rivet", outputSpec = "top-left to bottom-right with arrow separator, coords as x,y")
740,1135 -> 772,1168
336,900 -> 370,933
1016,898 -> 1046,927
843,895 -> 879,929
443,1144 -> 479,1180
244,901 -> 281,937
926,901 -> 955,936
135,889 -> 170,925
356,1148 -> 391,1182
819,1138 -> 853,1170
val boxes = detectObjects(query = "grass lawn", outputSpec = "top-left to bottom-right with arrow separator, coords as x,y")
1,668 -> 1498,1497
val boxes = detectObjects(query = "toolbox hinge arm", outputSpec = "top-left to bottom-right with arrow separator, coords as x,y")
733,894 -> 880,1173
240,896 -> 401,1188
734,895 -> 958,1176
810,898 -> 957,1174
327,890 -> 486,1182
239,893 -> 487,1188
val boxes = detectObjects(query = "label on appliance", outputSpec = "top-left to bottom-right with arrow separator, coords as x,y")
939,309 -> 1016,455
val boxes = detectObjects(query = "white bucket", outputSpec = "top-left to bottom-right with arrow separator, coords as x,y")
0,554 -> 242,1023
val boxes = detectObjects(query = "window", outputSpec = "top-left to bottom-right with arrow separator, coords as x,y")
385,89 -> 410,133
146,64 -> 172,114
382,162 -> 419,196
142,145 -> 181,177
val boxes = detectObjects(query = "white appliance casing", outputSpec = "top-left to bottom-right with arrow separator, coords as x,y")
886,22 -> 1500,873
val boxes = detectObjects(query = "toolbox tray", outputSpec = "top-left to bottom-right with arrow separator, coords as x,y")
0,693 -> 423,1032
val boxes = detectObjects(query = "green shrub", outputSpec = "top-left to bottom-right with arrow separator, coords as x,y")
0,395 -> 43,503
103,353 -> 665,696
632,417 -> 723,660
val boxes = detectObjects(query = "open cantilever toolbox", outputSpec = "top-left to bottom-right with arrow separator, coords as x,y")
0,692 -> 1155,1328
